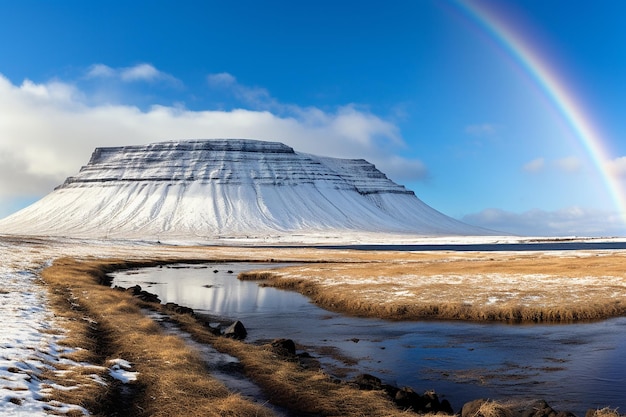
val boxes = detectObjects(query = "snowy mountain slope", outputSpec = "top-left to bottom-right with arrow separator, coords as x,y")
0,139 -> 493,240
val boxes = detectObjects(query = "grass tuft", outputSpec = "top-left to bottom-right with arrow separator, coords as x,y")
590,408 -> 624,417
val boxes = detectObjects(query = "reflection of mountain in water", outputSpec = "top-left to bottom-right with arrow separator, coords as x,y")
0,139 -> 492,240
111,264 -> 306,316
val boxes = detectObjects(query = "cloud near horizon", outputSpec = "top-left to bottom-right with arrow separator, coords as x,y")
0,65 -> 428,218
522,156 -> 584,174
463,206 -> 626,237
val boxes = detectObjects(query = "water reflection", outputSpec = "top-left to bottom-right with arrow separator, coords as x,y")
111,263 -> 626,415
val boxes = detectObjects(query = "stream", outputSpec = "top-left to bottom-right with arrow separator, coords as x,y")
111,262 -> 626,415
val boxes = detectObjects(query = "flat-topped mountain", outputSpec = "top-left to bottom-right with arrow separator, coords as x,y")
0,139 -> 492,241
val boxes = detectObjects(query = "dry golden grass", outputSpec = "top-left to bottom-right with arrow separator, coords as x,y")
41,257 -> 274,417
590,408 -> 625,417
474,400 -> 513,417
239,250 -> 626,322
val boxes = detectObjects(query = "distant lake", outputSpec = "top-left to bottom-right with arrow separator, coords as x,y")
305,240 -> 626,252
111,263 -> 626,415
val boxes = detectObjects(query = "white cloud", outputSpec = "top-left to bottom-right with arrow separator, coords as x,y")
464,123 -> 498,137
0,69 -> 425,217
554,156 -> 582,173
207,72 -> 237,87
120,63 -> 162,82
86,64 -> 116,78
607,156 -> 626,178
207,72 -> 274,109
523,157 -> 545,173
86,63 -> 180,84
523,156 -> 584,175
463,206 -> 626,237
0,148 -> 61,196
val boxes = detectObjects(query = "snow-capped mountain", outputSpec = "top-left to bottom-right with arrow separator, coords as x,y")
0,139 -> 493,241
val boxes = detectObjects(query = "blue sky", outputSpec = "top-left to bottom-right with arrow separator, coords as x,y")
1,0 -> 625,236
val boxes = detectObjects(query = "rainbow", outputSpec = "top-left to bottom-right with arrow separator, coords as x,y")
452,0 -> 626,225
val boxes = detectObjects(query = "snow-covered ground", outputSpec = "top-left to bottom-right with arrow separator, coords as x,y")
0,238 -> 86,415
0,237 -> 187,416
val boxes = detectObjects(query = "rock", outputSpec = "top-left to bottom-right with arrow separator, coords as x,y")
223,320 -> 247,339
270,338 -> 296,356
125,285 -> 161,303
395,387 -> 425,411
126,285 -> 142,295
138,290 -> 161,303
164,302 -> 195,316
381,383 -> 399,398
352,373 -> 383,390
522,400 -> 556,417
351,376 -> 452,415
462,399 -> 488,417
440,399 -> 454,415
350,374 -> 453,415
423,390 -> 442,412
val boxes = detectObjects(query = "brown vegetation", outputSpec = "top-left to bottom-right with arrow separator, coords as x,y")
239,250 -> 626,322
461,400 -> 626,417
589,408 -> 626,417
171,311 -> 413,416
41,257 -> 274,417
34,244 -> 626,415
40,257 -> 419,416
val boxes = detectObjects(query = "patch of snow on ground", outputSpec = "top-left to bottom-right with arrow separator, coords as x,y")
0,250 -> 88,415
108,359 -> 138,383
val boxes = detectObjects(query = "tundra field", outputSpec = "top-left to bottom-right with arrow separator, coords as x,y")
2,235 -> 626,416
